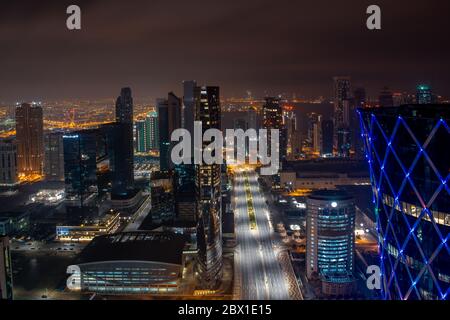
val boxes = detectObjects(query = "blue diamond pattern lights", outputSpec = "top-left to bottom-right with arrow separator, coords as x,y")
358,104 -> 449,300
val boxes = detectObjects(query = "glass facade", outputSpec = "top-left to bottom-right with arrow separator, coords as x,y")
306,190 -> 355,281
195,86 -> 223,288
359,104 -> 449,300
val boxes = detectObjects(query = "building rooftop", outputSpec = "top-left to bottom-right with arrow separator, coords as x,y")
359,104 -> 450,119
308,190 -> 353,201
76,231 -> 187,266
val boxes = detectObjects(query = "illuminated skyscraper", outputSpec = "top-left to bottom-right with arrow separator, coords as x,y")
135,118 -> 148,153
307,112 -> 322,154
416,84 -> 433,104
0,236 -> 13,300
333,76 -> 351,130
359,104 -> 449,300
306,190 -> 355,296
146,111 -> 159,151
263,97 -> 286,160
115,88 -> 134,194
15,102 -> 44,176
194,86 -> 222,288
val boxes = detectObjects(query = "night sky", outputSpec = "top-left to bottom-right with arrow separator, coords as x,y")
1,0 -> 450,102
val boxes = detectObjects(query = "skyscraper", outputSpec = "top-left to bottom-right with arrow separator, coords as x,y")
307,112 -> 322,154
263,97 -> 285,160
135,118 -> 148,153
63,130 -> 102,209
321,120 -> 334,157
0,138 -> 18,191
157,98 -> 170,172
44,131 -> 65,181
146,111 -> 159,151
359,104 -> 449,300
306,190 -> 355,296
182,80 -> 197,142
15,102 -> 44,176
333,76 -> 351,130
416,84 -> 433,104
194,86 -> 222,288
0,236 -> 13,300
283,109 -> 301,159
114,88 -> 134,195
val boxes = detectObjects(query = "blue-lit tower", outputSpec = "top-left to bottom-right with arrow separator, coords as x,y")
359,104 -> 449,300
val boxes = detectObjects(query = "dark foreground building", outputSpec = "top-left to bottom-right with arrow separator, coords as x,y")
359,104 -> 449,300
68,231 -> 187,294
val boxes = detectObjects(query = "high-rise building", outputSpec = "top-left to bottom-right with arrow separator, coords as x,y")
416,84 -> 433,104
306,190 -> 355,295
379,86 -> 394,108
263,97 -> 286,160
337,127 -> 351,158
359,104 -> 449,300
146,111 -> 159,150
182,80 -> 197,141
157,98 -> 170,172
0,138 -> 18,191
333,76 -> 351,130
135,118 -> 148,153
321,120 -> 334,157
63,130 -> 104,209
283,109 -> 301,159
194,86 -> 222,288
44,131 -> 65,181
115,88 -> 134,194
15,102 -> 44,176
0,236 -> 13,300
307,112 -> 322,154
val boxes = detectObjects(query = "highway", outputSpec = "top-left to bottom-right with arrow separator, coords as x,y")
234,169 -> 290,300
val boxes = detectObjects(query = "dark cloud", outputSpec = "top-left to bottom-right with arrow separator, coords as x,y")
1,0 -> 449,102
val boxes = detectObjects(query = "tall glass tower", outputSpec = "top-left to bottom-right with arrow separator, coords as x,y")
194,86 -> 222,288
359,104 -> 449,300
114,87 -> 134,195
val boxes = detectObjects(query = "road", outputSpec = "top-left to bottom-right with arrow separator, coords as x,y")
234,170 -> 290,300
123,194 -> 152,232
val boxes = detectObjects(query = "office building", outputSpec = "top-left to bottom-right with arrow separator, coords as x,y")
44,131 -> 65,181
321,120 -> 334,157
115,87 -> 134,194
333,76 -> 351,131
307,112 -> 322,154
0,236 -> 13,300
182,80 -> 197,142
0,138 -> 18,191
359,104 -> 449,300
195,86 -> 223,288
146,111 -> 159,150
15,102 -> 44,176
306,190 -> 356,295
416,84 -> 433,104
263,97 -> 286,160
284,109 -> 301,159
135,118 -> 148,153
